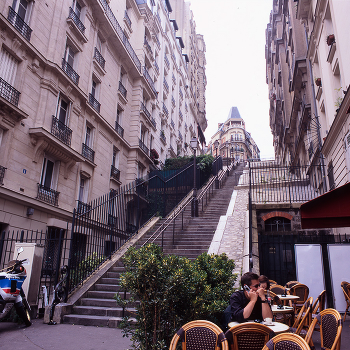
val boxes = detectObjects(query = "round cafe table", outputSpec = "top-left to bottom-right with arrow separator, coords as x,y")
228,321 -> 289,334
277,295 -> 299,301
271,305 -> 294,314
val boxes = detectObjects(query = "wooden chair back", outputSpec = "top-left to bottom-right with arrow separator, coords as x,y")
285,280 -> 299,288
290,297 -> 313,335
308,290 -> 326,328
225,323 -> 274,350
289,283 -> 309,312
262,333 -> 310,350
169,320 -> 229,350
270,284 -> 287,295
305,308 -> 343,350
341,281 -> 350,322
269,279 -> 277,286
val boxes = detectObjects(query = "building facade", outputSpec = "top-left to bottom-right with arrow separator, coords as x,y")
266,0 -> 350,195
207,107 -> 260,163
0,0 -> 206,232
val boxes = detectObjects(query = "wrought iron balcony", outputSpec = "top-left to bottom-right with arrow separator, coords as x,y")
155,35 -> 160,49
68,7 -> 85,34
170,119 -> 175,129
160,131 -> 166,143
124,10 -> 132,28
37,183 -> 59,206
156,12 -> 161,25
62,58 -> 79,85
185,123 -> 188,132
118,81 -> 127,99
172,74 -> 176,85
82,143 -> 95,163
143,67 -> 157,95
0,77 -> 20,107
162,103 -> 169,117
140,102 -> 151,119
7,6 -> 32,41
77,200 -> 91,215
0,165 -> 6,185
163,78 -> 169,93
164,55 -> 170,70
150,117 -> 157,129
178,131 -> 183,141
179,89 -> 183,101
172,52 -> 176,64
144,37 -> 152,55
185,102 -> 188,112
139,138 -> 149,155
93,47 -> 105,70
115,121 -> 124,138
179,110 -> 183,122
171,96 -> 176,107
110,164 -> 120,181
51,115 -> 72,146
154,61 -> 159,74
89,93 -> 101,113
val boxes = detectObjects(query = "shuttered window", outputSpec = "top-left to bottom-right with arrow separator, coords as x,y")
0,48 -> 18,86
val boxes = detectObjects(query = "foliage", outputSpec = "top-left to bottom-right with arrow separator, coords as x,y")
115,244 -> 236,350
70,252 -> 105,284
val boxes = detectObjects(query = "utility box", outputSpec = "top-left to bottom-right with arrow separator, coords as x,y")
13,243 -> 44,305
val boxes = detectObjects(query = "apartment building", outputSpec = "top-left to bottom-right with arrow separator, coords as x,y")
207,107 -> 260,162
0,0 -> 206,232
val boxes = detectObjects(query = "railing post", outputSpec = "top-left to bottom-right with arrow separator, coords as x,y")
20,230 -> 24,242
0,231 -> 5,264
54,229 -> 64,287
66,208 -> 77,298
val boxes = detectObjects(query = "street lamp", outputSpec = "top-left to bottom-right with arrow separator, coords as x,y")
190,137 -> 198,217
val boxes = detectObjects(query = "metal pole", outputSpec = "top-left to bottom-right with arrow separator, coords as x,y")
191,149 -> 198,217
249,161 -> 253,271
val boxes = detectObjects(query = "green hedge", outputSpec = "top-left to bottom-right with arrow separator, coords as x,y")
114,244 -> 236,350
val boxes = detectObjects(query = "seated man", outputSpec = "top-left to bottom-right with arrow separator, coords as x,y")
229,272 -> 273,323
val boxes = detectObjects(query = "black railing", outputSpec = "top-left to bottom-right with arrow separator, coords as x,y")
115,121 -> 124,138
139,138 -> 149,155
77,200 -> 91,215
179,110 -> 183,121
0,77 -> 20,106
140,102 -> 151,119
93,47 -> 105,69
118,81 -> 127,99
144,37 -> 152,55
171,96 -> 175,107
143,66 -> 157,95
51,115 -> 72,146
163,103 -> 169,116
160,131 -> 166,143
89,93 -> 101,113
7,6 -> 32,41
179,89 -> 183,100
164,55 -> 170,69
110,165 -> 120,181
37,184 -> 59,206
151,117 -> 157,129
170,119 -> 175,129
155,35 -> 160,48
99,0 -> 141,72
154,61 -> 159,74
61,59 -> 79,85
178,131 -> 183,141
0,166 -> 6,185
68,7 -> 86,34
124,10 -> 132,28
163,78 -> 169,93
172,74 -> 176,85
82,143 -> 95,163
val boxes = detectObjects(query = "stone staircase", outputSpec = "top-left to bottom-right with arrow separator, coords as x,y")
63,165 -> 244,327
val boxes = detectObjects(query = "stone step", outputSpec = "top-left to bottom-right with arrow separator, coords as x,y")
72,305 -> 135,318
62,314 -> 135,328
80,297 -> 135,308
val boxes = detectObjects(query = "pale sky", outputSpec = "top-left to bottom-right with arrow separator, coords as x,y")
188,0 -> 275,159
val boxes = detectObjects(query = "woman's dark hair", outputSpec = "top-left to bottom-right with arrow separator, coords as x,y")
258,275 -> 270,290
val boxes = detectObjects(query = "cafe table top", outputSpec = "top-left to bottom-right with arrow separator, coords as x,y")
277,294 -> 300,301
271,305 -> 295,314
228,321 -> 289,334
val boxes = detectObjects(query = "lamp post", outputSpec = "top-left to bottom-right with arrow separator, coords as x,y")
190,137 -> 198,217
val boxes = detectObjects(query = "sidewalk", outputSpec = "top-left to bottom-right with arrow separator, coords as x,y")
0,319 -> 132,350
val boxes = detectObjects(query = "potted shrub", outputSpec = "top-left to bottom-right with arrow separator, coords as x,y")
326,34 -> 335,46
315,78 -> 322,87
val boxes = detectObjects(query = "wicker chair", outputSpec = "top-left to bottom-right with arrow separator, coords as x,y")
169,320 -> 229,350
269,279 -> 277,286
305,308 -> 343,350
263,333 -> 310,350
225,322 -> 274,350
289,283 -> 309,313
270,284 -> 287,296
341,281 -> 350,322
289,297 -> 313,337
285,281 -> 299,288
308,290 -> 326,329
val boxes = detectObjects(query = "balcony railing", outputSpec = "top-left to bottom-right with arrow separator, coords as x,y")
115,121 -> 124,138
150,117 -> 157,129
140,102 -> 151,119
170,119 -> 175,129
0,77 -> 20,106
118,81 -> 127,99
62,58 -> 79,85
110,164 -> 120,181
179,131 -> 183,141
7,7 -> 32,41
162,103 -> 169,117
93,47 -> 105,69
77,200 -> 91,215
139,138 -> 149,155
179,89 -> 183,101
172,74 -> 176,85
163,78 -> 169,93
0,165 -> 6,185
160,131 -> 166,143
89,93 -> 101,113
82,143 -> 95,163
37,184 -> 59,206
144,37 -> 152,55
143,67 -> 157,95
124,10 -> 132,28
156,12 -> 161,25
164,55 -> 170,70
179,110 -> 183,122
185,102 -> 188,112
155,35 -> 160,49
99,0 -> 141,72
154,61 -> 159,74
68,7 -> 86,34
51,115 -> 72,146
171,96 -> 176,107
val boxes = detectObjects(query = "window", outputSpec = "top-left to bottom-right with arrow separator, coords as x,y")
112,147 -> 119,168
56,95 -> 70,125
72,0 -> 82,19
85,125 -> 91,147
265,217 -> 291,232
0,48 -> 18,86
64,44 -> 75,68
40,156 -> 59,190
96,35 -> 102,53
78,176 -> 89,203
116,107 -> 122,126
0,128 -> 3,147
327,161 -> 335,191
